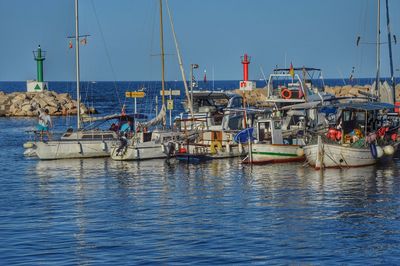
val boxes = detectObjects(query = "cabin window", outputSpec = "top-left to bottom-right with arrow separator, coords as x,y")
81,134 -> 115,140
356,112 -> 366,122
343,111 -> 352,122
274,121 -> 282,130
230,97 -> 243,108
143,132 -> 152,142
102,134 -> 115,139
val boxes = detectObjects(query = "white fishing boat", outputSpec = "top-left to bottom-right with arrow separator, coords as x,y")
304,135 -> 377,170
303,102 -> 397,170
243,116 -> 305,164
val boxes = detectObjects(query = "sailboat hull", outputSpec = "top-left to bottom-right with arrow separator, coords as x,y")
35,140 -> 114,160
110,142 -> 168,161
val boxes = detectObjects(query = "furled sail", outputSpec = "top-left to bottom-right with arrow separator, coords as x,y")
141,104 -> 166,128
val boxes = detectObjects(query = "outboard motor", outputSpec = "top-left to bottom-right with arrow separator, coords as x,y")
163,141 -> 176,159
116,133 -> 128,156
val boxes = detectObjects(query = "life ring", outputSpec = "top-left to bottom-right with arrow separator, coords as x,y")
281,88 -> 292,99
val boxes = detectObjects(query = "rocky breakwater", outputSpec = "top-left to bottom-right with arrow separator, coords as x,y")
324,83 -> 400,100
0,91 -> 96,117
233,88 -> 269,106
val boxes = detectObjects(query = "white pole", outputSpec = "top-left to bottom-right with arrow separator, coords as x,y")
134,97 -> 137,114
169,89 -> 172,128
75,0 -> 81,130
375,0 -> 381,99
155,96 -> 158,116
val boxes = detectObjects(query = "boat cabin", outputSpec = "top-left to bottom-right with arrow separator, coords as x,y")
178,91 -> 244,130
326,102 -> 395,145
256,117 -> 284,145
266,67 -> 323,106
255,116 -> 305,146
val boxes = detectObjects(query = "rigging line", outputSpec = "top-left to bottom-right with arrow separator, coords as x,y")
90,0 -> 122,111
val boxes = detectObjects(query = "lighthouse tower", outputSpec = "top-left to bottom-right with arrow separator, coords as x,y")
239,53 -> 255,91
27,45 -> 49,92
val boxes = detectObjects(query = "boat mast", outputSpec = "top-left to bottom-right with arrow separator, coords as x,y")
75,0 -> 81,129
375,0 -> 381,100
165,0 -> 194,117
385,0 -> 396,103
159,0 -> 166,113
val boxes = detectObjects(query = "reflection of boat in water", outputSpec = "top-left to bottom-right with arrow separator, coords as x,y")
35,158 -> 111,178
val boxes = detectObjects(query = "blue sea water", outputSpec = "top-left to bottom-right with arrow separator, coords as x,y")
1,80 -> 400,265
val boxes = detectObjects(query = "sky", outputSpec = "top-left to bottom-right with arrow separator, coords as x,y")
0,0 -> 399,81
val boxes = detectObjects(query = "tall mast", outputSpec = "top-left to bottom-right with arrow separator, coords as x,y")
165,0 -> 194,117
385,0 -> 396,103
159,0 -> 166,110
75,0 -> 81,129
375,0 -> 381,100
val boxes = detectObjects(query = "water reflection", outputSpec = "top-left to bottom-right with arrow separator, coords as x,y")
26,157 -> 400,264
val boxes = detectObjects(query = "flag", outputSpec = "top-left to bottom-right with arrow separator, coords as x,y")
68,41 -> 73,49
203,69 -> 207,83
289,63 -> 295,78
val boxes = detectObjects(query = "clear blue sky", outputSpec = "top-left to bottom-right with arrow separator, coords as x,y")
0,0 -> 399,81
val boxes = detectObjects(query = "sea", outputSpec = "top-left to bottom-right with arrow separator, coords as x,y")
1,80 -> 400,265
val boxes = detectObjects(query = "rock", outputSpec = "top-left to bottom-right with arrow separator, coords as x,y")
0,90 -> 96,116
11,94 -> 26,103
0,95 -> 11,105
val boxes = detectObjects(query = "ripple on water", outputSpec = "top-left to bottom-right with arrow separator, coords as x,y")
1,118 -> 400,264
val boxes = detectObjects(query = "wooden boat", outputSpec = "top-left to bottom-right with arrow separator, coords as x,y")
242,117 -> 305,164
303,102 -> 397,170
304,135 -> 377,170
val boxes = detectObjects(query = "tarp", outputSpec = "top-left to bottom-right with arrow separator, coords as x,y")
234,127 -> 255,143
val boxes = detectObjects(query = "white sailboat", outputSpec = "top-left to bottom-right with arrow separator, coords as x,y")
110,0 -> 187,161
33,0 -> 118,160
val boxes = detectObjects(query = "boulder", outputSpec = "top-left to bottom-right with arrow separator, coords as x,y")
0,95 -> 11,105
21,104 -> 32,112
0,90 -> 94,116
11,93 -> 26,103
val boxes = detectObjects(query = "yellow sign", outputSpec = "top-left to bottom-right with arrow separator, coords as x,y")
167,99 -> 174,110
125,91 -> 145,98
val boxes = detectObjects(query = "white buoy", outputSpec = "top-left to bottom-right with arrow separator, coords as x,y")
376,146 -> 384,158
383,145 -> 395,156
296,148 -> 305,157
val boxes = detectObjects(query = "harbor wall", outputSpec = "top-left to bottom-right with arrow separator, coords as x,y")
0,91 -> 95,117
